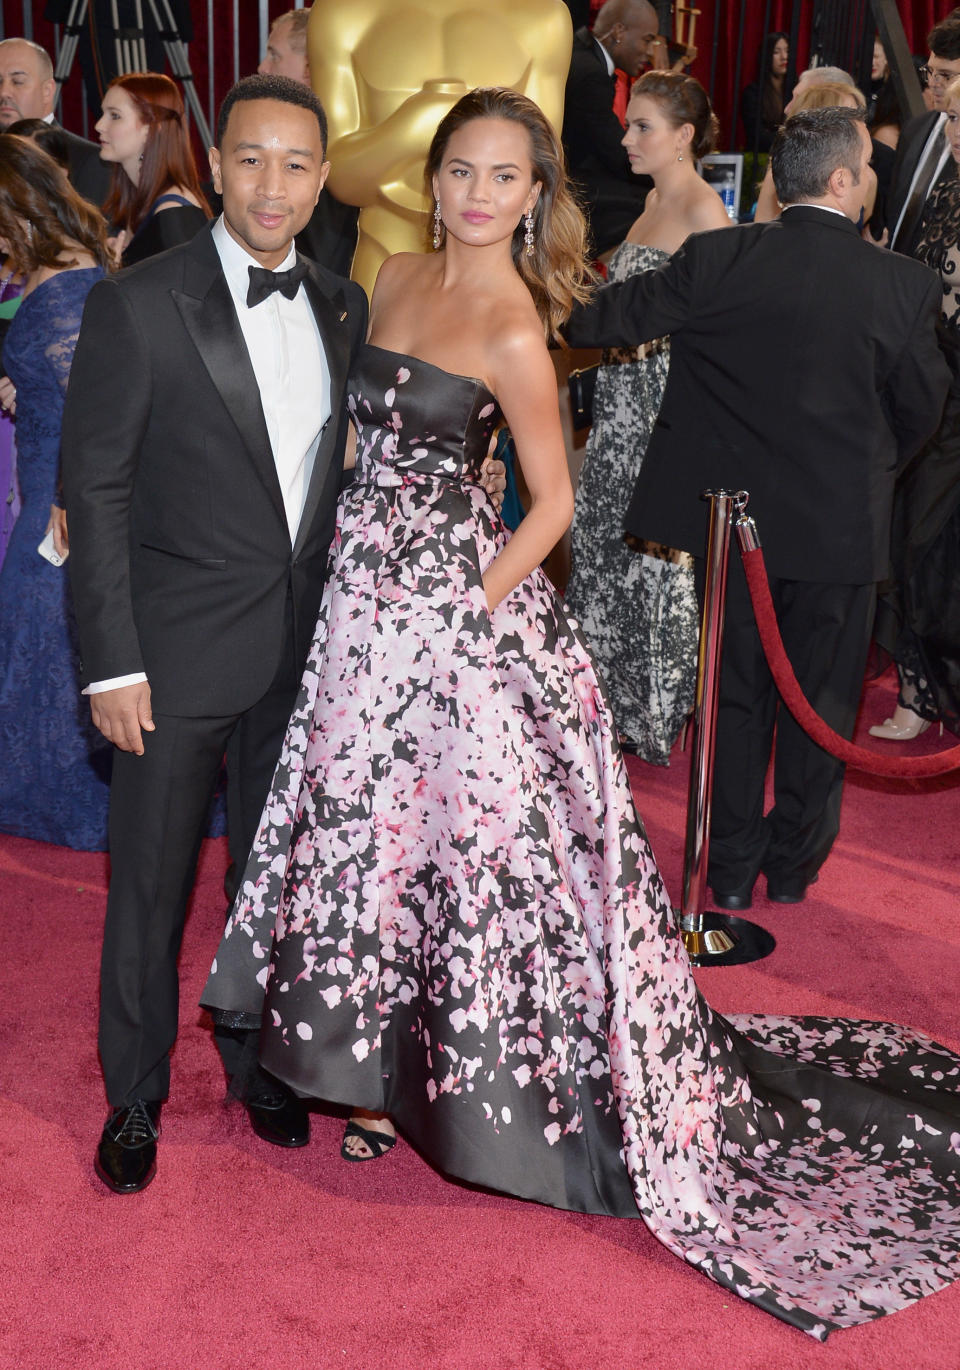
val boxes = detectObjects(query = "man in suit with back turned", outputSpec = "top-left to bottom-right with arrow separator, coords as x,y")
569,106 -> 949,910
61,74 -> 369,1194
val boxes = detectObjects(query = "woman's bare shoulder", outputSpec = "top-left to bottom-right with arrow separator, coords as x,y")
370,251 -> 435,312
155,184 -> 205,211
686,178 -> 733,232
484,294 -> 549,380
375,251 -> 432,289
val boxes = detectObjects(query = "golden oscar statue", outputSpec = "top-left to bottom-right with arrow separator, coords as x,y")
308,0 -> 573,298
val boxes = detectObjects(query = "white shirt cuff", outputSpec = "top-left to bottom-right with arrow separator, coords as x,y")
83,672 -> 149,695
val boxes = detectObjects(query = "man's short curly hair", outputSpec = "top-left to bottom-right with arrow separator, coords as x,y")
216,73 -> 327,153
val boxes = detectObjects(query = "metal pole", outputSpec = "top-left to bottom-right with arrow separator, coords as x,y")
143,0 -> 213,147
751,0 -> 774,172
259,0 -> 270,63
207,0 -> 215,138
729,0 -> 747,152
53,0 -> 87,92
708,0 -> 721,114
676,490 -> 776,967
872,0 -> 926,123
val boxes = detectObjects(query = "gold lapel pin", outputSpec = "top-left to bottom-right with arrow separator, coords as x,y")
339,310 -> 347,322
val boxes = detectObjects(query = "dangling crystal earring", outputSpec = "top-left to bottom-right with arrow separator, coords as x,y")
524,209 -> 535,256
433,199 -> 442,250
677,153 -> 684,162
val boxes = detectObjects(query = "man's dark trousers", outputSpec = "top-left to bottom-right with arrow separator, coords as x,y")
705,554 -> 876,895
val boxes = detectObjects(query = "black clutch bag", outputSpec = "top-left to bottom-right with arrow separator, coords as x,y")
567,362 -> 600,430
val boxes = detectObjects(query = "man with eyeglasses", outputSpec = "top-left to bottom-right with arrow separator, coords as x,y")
888,9 -> 960,251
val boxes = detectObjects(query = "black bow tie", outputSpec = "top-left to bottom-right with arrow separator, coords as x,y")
246,260 -> 308,308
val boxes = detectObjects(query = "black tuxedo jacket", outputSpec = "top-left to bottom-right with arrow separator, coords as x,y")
568,206 -> 949,582
62,224 -> 368,715
885,110 -> 940,243
561,27 -> 650,255
54,122 -> 112,209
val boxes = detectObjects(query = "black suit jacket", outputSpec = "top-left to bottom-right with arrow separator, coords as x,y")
562,27 -> 650,255
568,206 -> 949,582
885,109 -> 940,245
55,122 -> 112,209
61,224 -> 368,715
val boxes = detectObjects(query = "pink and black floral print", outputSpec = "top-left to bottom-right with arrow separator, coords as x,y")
203,345 -> 960,1340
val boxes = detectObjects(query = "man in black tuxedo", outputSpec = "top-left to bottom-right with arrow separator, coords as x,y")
886,10 -> 960,252
569,107 -> 949,908
61,75 -> 369,1194
0,37 -> 110,206
561,0 -> 658,256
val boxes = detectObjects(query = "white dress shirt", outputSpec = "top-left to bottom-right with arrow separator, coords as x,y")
780,202 -> 849,220
85,216 -> 331,696
212,215 -> 331,541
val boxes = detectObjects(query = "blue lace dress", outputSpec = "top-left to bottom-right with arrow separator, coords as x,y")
0,269 -> 112,849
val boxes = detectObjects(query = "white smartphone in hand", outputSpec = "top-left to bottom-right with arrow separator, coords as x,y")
37,529 -> 67,566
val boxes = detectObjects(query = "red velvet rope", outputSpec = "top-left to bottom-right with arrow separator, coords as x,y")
740,545 -> 960,778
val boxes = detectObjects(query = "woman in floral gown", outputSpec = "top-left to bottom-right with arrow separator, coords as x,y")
204,88 -> 960,1340
565,72 -> 729,764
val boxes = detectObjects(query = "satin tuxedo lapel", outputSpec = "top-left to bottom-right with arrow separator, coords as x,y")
294,262 -> 351,558
171,242 -> 287,533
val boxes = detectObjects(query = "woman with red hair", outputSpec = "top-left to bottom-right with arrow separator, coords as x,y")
95,71 -> 210,266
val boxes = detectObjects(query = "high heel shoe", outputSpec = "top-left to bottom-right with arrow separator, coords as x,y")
340,1117 -> 397,1162
868,704 -> 932,740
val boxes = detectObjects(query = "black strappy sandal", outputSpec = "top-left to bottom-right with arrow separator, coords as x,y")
340,1119 -> 397,1162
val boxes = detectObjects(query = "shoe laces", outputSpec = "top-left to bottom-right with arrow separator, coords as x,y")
109,1100 -> 160,1149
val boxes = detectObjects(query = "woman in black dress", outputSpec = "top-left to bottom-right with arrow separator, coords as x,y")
740,31 -> 788,154
95,72 -> 210,266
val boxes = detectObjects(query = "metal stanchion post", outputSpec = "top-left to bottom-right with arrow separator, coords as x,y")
677,489 -> 776,967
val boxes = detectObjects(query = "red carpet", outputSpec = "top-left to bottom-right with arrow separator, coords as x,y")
2,667 -> 960,1370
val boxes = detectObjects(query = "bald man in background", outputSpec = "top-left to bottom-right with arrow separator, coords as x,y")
0,37 -> 110,206
562,0 -> 659,256
258,7 -> 359,278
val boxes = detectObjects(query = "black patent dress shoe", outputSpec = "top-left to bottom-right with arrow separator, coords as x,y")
95,1100 -> 162,1194
766,873 -> 819,904
246,1087 -> 310,1148
711,884 -> 755,911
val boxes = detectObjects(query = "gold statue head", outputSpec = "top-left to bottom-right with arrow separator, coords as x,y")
307,0 -> 573,294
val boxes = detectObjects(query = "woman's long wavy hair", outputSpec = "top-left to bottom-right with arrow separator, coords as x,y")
104,72 -> 211,234
0,135 -> 110,276
424,88 -> 594,342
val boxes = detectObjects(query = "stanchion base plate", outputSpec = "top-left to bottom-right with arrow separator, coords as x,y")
677,911 -> 776,967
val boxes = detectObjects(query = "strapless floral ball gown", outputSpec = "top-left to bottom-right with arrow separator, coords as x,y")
204,344 -> 960,1340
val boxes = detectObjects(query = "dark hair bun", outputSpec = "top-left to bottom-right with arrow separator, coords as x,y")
630,71 -> 719,160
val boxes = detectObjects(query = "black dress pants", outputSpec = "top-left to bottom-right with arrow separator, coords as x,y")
98,598 -> 303,1107
704,555 -> 876,894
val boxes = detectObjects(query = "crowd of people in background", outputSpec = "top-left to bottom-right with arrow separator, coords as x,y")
0,4 -> 956,854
